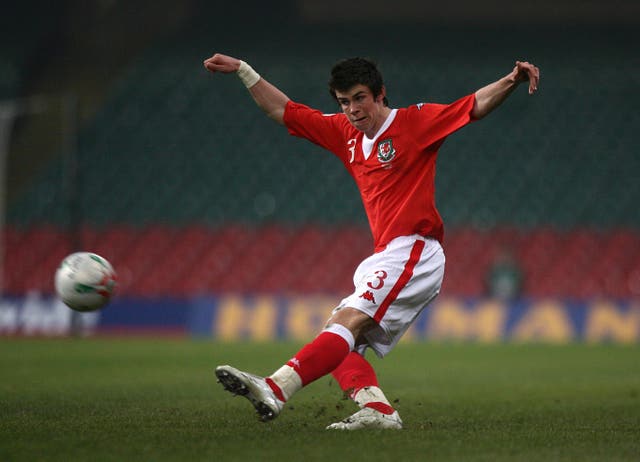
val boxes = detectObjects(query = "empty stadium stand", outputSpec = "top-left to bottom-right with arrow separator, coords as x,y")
3,16 -> 639,300
5,224 -> 640,300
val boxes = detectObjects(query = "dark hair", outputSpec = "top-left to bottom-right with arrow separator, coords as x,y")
329,57 -> 388,106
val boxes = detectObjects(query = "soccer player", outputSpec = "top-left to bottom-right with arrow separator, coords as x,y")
203,53 -> 539,430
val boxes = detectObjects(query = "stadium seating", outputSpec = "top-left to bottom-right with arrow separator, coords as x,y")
9,27 -> 640,229
4,224 -> 640,300
4,24 -> 639,300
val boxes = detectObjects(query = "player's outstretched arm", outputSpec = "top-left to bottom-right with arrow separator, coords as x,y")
204,53 -> 290,125
471,61 -> 540,120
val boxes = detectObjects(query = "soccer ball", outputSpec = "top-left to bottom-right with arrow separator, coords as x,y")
55,252 -> 117,312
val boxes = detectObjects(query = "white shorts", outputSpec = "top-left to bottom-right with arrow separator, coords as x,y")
333,235 -> 445,357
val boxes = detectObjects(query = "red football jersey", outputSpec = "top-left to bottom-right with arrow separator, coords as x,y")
283,94 -> 476,251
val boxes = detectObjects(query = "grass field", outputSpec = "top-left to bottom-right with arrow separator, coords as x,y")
1,339 -> 639,461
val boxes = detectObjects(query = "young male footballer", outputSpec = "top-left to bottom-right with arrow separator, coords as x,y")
204,53 -> 539,430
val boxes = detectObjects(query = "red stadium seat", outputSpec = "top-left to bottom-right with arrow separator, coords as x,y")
5,224 -> 640,299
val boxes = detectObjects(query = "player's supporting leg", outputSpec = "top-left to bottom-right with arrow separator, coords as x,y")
325,351 -> 403,430
216,324 -> 354,421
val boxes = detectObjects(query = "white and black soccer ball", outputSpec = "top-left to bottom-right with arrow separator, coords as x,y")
54,252 -> 117,312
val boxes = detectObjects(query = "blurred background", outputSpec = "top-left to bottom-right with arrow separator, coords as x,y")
1,0 -> 639,340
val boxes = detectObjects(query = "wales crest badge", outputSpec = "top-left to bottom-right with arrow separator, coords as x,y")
376,138 -> 396,163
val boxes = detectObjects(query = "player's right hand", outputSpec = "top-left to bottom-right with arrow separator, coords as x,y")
203,53 -> 241,74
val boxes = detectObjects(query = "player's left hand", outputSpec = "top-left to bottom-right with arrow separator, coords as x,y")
513,61 -> 540,95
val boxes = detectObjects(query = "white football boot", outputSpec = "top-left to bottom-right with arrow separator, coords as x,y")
215,365 -> 284,422
326,407 -> 403,430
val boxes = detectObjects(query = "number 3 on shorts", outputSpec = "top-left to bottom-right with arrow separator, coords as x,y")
367,270 -> 388,290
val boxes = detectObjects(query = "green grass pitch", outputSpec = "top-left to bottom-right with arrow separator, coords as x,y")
1,339 -> 638,461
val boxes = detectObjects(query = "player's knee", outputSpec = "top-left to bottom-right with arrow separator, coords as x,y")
326,307 -> 375,340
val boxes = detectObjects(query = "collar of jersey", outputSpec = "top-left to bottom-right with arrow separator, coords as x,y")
362,109 -> 398,160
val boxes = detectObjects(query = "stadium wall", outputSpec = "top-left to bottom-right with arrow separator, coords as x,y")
1,293 -> 639,343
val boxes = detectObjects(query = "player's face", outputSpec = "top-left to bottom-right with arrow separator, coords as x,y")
335,84 -> 387,136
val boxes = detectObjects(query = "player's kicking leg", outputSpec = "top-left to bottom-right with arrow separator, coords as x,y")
215,365 -> 284,421
215,323 -> 355,422
326,351 -> 403,430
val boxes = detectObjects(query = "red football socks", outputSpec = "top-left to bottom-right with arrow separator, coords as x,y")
331,351 -> 379,397
332,351 -> 396,415
267,333 -> 396,416
286,331 -> 351,386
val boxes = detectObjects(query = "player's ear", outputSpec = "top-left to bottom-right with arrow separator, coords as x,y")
377,86 -> 387,104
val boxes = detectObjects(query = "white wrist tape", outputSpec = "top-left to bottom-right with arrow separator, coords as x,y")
237,60 -> 261,88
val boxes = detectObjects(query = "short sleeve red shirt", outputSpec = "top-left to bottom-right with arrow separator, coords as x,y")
283,94 -> 476,251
